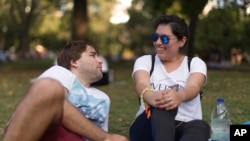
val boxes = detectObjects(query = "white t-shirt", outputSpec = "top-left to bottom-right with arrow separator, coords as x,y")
37,66 -> 110,131
132,55 -> 207,122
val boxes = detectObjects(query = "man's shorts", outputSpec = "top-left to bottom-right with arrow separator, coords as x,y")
40,115 -> 85,141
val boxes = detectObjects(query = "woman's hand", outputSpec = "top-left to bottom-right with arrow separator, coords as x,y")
156,89 -> 182,110
143,90 -> 164,108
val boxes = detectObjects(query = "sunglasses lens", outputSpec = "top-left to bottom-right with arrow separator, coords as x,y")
152,33 -> 159,42
152,33 -> 169,44
161,35 -> 169,44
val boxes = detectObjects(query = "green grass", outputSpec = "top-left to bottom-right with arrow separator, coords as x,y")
1,60 -> 250,139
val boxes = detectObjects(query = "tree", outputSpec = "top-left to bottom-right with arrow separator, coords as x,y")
9,0 -> 39,56
196,8 -> 241,59
71,0 -> 88,40
0,1 -> 11,50
126,0 -> 175,56
3,0 -> 65,56
178,0 -> 208,57
126,0 -> 209,56
87,0 -> 123,59
195,3 -> 250,60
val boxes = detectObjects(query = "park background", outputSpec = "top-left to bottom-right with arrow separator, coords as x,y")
1,0 -> 250,139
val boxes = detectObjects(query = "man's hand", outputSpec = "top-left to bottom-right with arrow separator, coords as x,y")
105,134 -> 129,141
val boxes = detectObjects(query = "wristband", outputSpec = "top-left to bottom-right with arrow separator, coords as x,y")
140,87 -> 153,118
140,87 -> 153,104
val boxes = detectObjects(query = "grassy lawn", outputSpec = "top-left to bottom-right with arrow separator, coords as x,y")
1,59 -> 250,139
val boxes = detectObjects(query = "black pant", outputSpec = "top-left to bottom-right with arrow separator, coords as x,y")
175,120 -> 211,141
129,107 -> 210,141
151,107 -> 177,141
129,110 -> 153,141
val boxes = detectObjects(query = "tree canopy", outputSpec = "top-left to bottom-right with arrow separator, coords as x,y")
0,0 -> 249,61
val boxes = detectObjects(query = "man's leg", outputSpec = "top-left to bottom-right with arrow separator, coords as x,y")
175,120 -> 210,141
3,78 -> 65,141
151,107 -> 177,141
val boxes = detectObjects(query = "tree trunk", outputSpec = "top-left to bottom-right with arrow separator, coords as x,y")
72,0 -> 88,40
18,23 -> 30,57
188,16 -> 198,57
13,0 -> 38,58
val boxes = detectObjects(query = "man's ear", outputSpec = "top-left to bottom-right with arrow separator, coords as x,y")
70,60 -> 78,67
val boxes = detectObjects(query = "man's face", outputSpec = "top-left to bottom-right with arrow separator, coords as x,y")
76,45 -> 103,84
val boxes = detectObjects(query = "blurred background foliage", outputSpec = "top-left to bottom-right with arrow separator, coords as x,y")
0,0 -> 250,62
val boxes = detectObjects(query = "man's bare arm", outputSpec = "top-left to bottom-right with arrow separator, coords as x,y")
62,99 -> 128,141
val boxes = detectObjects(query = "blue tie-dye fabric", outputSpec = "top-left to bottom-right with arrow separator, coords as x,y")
67,79 -> 108,128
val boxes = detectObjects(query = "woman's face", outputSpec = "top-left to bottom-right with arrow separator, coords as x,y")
153,24 -> 186,61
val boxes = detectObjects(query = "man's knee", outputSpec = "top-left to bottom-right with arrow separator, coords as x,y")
28,78 -> 66,120
31,78 -> 66,101
3,78 -> 66,141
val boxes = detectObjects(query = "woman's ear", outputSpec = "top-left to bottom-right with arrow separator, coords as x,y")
180,37 -> 187,48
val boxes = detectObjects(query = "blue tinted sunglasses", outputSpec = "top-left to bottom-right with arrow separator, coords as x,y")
152,33 -> 169,45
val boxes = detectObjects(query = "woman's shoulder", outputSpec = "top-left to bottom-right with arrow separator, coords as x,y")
136,54 -> 152,59
133,54 -> 153,73
192,56 -> 206,64
186,56 -> 205,64
188,56 -> 207,72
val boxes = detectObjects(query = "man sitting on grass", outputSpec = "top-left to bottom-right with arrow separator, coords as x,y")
3,41 -> 128,141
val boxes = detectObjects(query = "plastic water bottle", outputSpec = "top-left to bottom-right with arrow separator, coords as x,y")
210,98 -> 230,141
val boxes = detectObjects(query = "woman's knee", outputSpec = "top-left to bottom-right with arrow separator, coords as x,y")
187,120 -> 211,137
189,120 -> 210,130
178,120 -> 210,141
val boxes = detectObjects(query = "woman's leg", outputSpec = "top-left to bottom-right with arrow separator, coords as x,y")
129,111 -> 153,141
175,120 -> 210,141
151,107 -> 178,141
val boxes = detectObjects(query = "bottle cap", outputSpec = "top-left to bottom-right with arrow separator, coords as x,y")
217,97 -> 224,103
